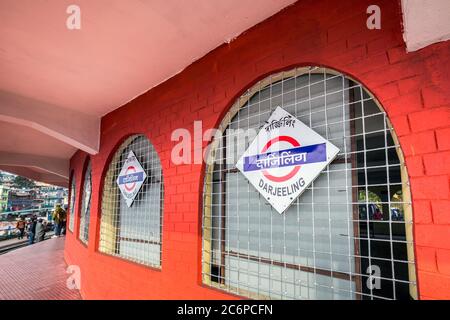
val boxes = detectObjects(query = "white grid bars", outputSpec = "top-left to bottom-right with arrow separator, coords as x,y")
202,67 -> 417,300
99,135 -> 163,268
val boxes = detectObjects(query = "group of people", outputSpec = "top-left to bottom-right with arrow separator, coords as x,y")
15,204 -> 67,245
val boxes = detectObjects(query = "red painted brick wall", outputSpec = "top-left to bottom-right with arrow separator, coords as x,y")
64,0 -> 450,299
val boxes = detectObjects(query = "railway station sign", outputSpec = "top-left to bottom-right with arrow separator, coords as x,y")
236,107 -> 340,214
117,150 -> 147,207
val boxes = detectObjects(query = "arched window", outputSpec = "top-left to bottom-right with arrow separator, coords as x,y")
99,135 -> 163,267
79,160 -> 92,244
68,171 -> 76,233
202,67 -> 416,300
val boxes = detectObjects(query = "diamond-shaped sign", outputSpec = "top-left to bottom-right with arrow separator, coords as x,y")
236,107 -> 340,214
116,150 -> 147,207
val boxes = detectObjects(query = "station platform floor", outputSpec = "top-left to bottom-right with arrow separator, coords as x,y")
0,236 -> 28,248
0,237 -> 82,300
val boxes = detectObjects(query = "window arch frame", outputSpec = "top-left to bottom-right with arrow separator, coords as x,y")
78,156 -> 92,246
68,169 -> 76,233
97,133 -> 165,269
201,65 -> 418,300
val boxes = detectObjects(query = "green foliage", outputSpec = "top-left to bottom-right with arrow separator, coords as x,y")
358,190 -> 382,210
12,176 -> 36,189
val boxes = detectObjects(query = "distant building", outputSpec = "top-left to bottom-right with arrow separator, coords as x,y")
0,186 -> 9,212
0,179 -> 68,214
7,189 -> 37,211
0,172 -> 15,188
36,185 -> 67,210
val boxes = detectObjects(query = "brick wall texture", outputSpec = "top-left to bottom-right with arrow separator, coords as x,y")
65,0 -> 450,299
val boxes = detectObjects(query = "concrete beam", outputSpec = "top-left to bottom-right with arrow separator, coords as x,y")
0,90 -> 100,154
0,152 -> 69,179
36,172 -> 69,188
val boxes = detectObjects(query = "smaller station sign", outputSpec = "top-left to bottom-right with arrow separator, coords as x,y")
236,107 -> 340,214
116,150 -> 147,207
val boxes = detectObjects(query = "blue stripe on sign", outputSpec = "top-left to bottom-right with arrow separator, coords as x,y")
118,172 -> 145,185
243,143 -> 327,172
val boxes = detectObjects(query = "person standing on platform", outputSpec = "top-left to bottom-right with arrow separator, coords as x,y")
27,215 -> 37,245
16,217 -> 26,240
52,204 -> 66,238
61,205 -> 68,236
35,218 -> 46,242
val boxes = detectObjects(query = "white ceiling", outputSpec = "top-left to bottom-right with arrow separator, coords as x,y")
0,0 -> 297,117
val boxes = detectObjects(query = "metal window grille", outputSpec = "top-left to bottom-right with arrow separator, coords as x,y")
79,160 -> 91,244
202,67 -> 417,300
69,173 -> 76,232
99,135 -> 163,268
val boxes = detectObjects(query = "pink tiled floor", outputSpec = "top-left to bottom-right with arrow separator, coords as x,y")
0,237 -> 81,300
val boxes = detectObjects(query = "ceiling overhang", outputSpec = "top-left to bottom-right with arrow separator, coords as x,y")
401,0 -> 450,52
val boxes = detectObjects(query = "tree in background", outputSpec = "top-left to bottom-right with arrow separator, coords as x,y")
13,176 -> 36,189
